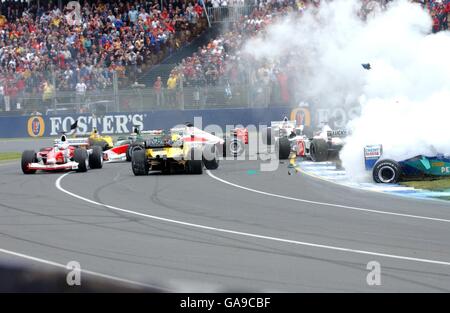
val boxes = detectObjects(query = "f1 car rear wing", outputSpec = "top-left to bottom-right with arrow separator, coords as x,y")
172,126 -> 225,145
364,144 -> 383,170
141,130 -> 164,135
142,127 -> 225,147
327,129 -> 349,139
270,120 -> 296,129
54,137 -> 90,147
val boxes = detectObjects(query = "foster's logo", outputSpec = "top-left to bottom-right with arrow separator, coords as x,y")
27,116 -> 45,137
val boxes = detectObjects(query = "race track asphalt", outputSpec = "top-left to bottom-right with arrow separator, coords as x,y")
0,155 -> 449,292
0,138 -> 53,153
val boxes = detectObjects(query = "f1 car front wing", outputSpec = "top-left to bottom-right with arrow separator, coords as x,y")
27,162 -> 79,171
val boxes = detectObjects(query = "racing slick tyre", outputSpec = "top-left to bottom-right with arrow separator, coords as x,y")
89,146 -> 103,169
21,150 -> 37,174
310,138 -> 329,162
372,159 -> 401,184
131,149 -> 149,176
186,160 -> 203,174
276,137 -> 291,160
203,144 -> 219,170
126,143 -> 145,162
265,127 -> 272,146
186,148 -> 203,174
74,148 -> 89,172
222,138 -> 244,157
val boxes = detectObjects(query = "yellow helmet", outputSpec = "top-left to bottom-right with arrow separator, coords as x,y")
90,127 -> 100,138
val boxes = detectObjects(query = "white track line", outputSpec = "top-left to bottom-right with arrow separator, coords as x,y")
206,170 -> 450,224
55,172 -> 450,267
0,247 -> 167,290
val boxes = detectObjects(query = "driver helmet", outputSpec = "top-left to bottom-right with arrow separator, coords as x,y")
54,139 -> 69,150
170,132 -> 183,146
90,127 -> 100,138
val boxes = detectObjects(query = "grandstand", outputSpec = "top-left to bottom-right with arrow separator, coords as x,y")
0,0 -> 210,114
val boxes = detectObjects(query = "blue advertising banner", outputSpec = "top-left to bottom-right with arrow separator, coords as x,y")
0,116 -> 40,138
0,105 -> 362,139
0,107 -> 300,138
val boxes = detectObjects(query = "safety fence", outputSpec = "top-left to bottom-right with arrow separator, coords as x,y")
206,5 -> 256,24
0,82 -> 277,116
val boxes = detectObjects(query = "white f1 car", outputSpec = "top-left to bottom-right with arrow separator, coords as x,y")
296,124 -> 347,162
266,119 -> 303,160
21,134 -> 103,174
267,118 -> 347,161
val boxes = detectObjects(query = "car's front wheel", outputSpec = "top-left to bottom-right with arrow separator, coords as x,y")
21,150 -> 37,174
74,148 -> 88,172
126,143 -> 144,162
276,137 -> 291,160
89,146 -> 103,169
310,138 -> 328,162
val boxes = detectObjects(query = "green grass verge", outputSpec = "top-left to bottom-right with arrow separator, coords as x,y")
399,178 -> 450,192
0,152 -> 21,161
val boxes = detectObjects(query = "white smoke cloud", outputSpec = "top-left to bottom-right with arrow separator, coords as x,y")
243,0 -> 450,181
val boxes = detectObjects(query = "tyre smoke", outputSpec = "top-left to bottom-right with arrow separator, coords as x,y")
242,0 -> 450,180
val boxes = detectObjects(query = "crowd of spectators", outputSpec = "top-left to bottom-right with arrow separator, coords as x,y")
159,0 -> 450,108
426,0 -> 450,32
0,0 -> 207,112
158,0 -> 320,107
1,0 -> 448,112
